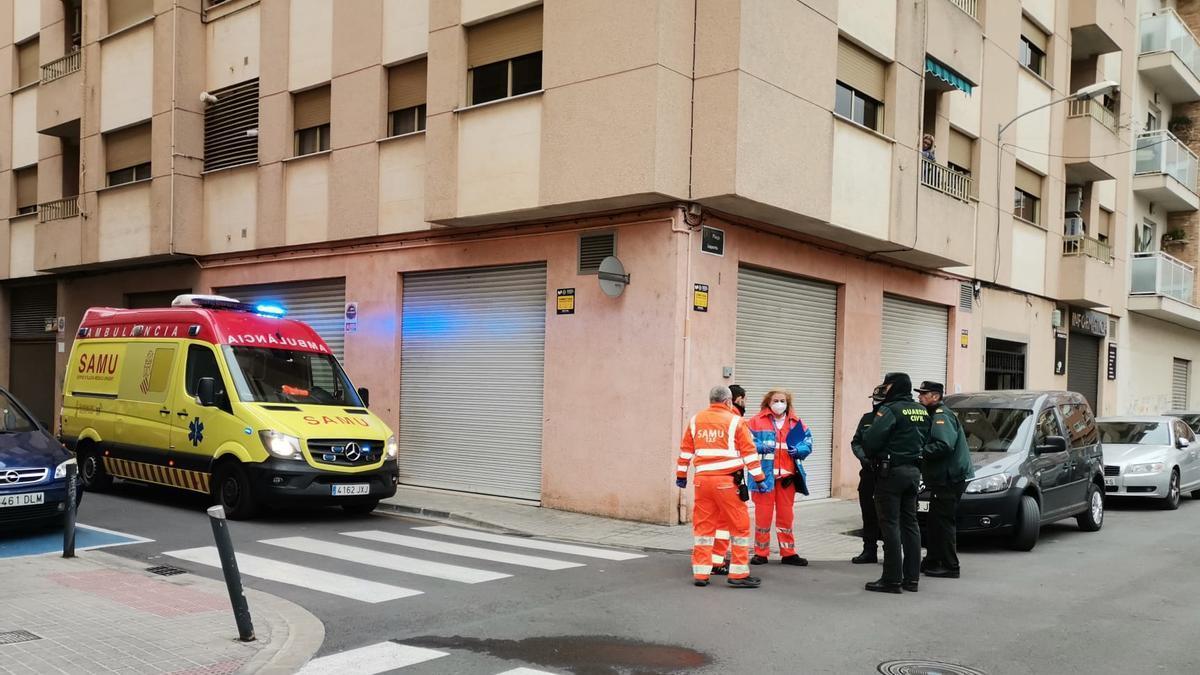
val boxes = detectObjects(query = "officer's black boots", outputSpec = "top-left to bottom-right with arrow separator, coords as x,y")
727,576 -> 762,589
864,579 -> 901,594
901,580 -> 919,592
781,555 -> 808,566
852,544 -> 879,564
923,567 -> 960,578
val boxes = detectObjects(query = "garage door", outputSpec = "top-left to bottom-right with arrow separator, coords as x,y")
880,295 -> 949,386
1173,359 -> 1191,410
218,279 -> 346,362
398,264 -> 547,501
8,284 -> 58,427
735,267 -> 837,499
1068,333 -> 1100,411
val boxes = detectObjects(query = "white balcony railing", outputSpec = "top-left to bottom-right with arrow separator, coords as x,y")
37,196 -> 79,223
40,50 -> 80,84
1135,129 -> 1200,193
920,156 -> 974,203
1063,235 -> 1112,262
947,0 -> 977,21
1068,97 -> 1117,131
1131,251 -> 1196,304
1141,9 -> 1200,81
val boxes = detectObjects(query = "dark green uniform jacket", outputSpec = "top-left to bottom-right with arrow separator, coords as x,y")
862,397 -> 930,464
850,409 -> 876,466
921,404 -> 976,485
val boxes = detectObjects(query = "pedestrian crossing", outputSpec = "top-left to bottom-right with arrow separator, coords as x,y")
297,641 -> 559,675
163,524 -> 645,605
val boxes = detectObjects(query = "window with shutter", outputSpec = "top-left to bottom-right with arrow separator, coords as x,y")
204,79 -> 259,172
1019,16 -> 1048,78
388,60 -> 428,136
948,129 -> 973,174
835,39 -> 886,131
14,167 -> 38,215
1014,163 -> 1043,224
466,6 -> 543,105
293,85 -> 331,156
108,0 -> 153,34
105,123 -> 152,186
16,39 -> 39,88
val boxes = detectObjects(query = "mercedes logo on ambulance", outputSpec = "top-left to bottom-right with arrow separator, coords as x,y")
343,443 -> 363,462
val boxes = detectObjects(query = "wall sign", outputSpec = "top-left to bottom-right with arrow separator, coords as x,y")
1107,343 -> 1118,381
1054,332 -> 1067,375
1069,309 -> 1108,337
556,288 -> 575,315
344,302 -> 358,333
960,329 -> 969,349
693,284 -> 709,312
701,227 -> 725,256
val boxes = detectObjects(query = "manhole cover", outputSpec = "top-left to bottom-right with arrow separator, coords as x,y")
146,565 -> 188,577
0,630 -> 42,646
878,660 -> 986,675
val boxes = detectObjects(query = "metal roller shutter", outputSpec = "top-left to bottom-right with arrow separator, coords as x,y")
1068,334 -> 1100,411
8,285 -> 57,340
8,284 -> 58,426
881,295 -> 949,386
399,264 -> 547,501
1173,359 -> 1190,410
218,279 -> 347,362
735,267 -> 838,500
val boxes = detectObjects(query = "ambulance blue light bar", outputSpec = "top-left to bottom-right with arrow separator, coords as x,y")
254,304 -> 287,317
172,294 -> 288,317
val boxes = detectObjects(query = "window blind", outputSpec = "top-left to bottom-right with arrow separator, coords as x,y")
467,6 -> 543,69
105,123 -> 152,173
388,59 -> 428,112
837,38 -> 886,102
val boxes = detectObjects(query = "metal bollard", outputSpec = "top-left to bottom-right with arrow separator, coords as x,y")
62,462 -> 77,559
206,505 -> 256,642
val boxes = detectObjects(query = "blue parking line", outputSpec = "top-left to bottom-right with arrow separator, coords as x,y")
0,524 -> 152,559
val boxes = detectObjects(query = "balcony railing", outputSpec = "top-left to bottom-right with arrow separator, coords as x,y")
920,156 -> 974,203
40,50 -> 80,84
1141,9 -> 1200,81
1062,235 -> 1112,262
38,196 -> 79,223
946,0 -> 977,21
1135,129 -> 1199,193
1067,97 -> 1117,131
1131,251 -> 1196,304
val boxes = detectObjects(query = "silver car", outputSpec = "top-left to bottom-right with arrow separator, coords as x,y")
1097,416 -> 1200,510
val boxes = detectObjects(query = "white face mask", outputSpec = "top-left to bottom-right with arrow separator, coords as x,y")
770,402 -> 788,416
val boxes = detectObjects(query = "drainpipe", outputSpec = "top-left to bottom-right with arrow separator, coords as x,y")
674,206 -> 699,524
168,0 -> 179,255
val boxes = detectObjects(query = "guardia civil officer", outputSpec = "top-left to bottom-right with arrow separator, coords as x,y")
861,372 -> 930,593
849,386 -> 886,564
915,381 -> 974,579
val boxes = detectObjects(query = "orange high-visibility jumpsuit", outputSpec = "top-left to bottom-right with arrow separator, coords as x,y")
677,403 -> 765,582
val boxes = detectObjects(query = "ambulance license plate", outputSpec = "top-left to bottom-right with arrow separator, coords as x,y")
917,500 -> 930,513
0,492 -> 45,508
331,484 -> 370,497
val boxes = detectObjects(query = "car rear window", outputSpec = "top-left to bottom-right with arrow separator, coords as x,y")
1098,422 -> 1169,445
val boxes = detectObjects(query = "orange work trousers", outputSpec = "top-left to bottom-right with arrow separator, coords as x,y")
692,474 -> 751,580
752,482 -> 796,558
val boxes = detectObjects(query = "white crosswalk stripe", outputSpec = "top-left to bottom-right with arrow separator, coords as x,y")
343,530 -> 586,570
163,547 -> 421,603
297,642 -> 448,674
414,525 -> 646,561
261,536 -> 511,583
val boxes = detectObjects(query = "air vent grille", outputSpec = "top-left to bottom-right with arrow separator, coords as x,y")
204,78 -> 259,172
958,283 -> 974,313
578,232 -> 616,274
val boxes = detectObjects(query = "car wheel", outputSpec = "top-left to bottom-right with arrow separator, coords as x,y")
1009,495 -> 1040,551
1077,482 -> 1104,531
78,447 -> 112,492
342,500 -> 380,516
1160,470 -> 1181,511
213,462 -> 259,520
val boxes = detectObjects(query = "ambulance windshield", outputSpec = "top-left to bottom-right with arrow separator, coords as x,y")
223,346 -> 363,407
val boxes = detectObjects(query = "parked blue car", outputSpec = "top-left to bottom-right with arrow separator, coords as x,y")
0,387 -> 81,531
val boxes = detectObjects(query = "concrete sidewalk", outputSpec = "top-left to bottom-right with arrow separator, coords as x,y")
1,549 -> 322,675
379,487 -> 867,561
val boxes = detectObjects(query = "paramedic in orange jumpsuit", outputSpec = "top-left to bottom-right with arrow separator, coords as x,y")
676,385 -> 766,588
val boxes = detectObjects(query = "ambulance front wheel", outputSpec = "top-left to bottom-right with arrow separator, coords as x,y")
213,460 -> 259,520
78,445 -> 112,492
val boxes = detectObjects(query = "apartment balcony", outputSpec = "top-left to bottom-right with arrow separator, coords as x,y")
1060,235 -> 1118,308
1129,251 -> 1200,330
1070,0 -> 1123,59
37,51 -> 82,137
1139,9 -> 1200,103
1133,130 -> 1200,212
1064,98 -> 1120,183
927,0 -> 982,86
34,197 -> 82,271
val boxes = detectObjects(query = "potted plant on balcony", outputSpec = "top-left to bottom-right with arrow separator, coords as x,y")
1162,229 -> 1188,248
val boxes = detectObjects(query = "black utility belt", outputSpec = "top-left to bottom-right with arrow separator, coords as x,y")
877,458 -> 919,467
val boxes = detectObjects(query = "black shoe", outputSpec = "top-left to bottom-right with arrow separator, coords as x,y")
727,576 -> 762,589
852,547 -> 879,564
865,580 -> 902,594
781,555 -> 808,566
750,555 -> 769,565
711,565 -> 729,576
694,579 -> 710,587
923,567 -> 960,578
902,580 -> 919,592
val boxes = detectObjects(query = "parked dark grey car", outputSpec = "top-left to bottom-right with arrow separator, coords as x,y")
918,390 -> 1105,551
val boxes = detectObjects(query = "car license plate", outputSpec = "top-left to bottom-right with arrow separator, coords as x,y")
917,500 -> 930,513
331,484 -> 370,497
0,492 -> 45,508
1104,477 -> 1117,487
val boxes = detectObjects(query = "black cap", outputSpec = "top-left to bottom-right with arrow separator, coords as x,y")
914,381 -> 944,395
730,384 -> 746,399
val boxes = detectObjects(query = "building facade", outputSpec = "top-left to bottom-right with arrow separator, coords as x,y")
0,0 -> 1139,524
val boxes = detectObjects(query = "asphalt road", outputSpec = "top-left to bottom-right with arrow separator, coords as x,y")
59,482 -> 1200,674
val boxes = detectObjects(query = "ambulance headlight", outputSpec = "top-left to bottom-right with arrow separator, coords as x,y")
385,435 -> 398,460
54,457 -> 77,479
259,430 -> 303,460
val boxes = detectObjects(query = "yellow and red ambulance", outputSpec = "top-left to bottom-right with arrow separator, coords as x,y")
60,295 -> 398,519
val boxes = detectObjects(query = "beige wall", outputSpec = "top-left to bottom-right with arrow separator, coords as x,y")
1123,315 -> 1200,414
11,0 -> 37,44
457,94 -> 541,217
97,183 -> 152,262
382,0 -> 429,64
99,23 -> 153,132
830,120 -> 892,241
7,215 -> 35,277
288,0 -> 332,91
10,87 -> 36,168
1011,221 -> 1048,295
461,0 -> 539,26
378,134 -> 427,233
284,154 -> 330,245
838,0 -> 895,60
203,165 -> 258,254
206,3 -> 260,91
1014,70 -> 1052,176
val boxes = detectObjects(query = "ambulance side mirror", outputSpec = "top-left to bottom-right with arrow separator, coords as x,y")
357,387 -> 370,408
197,377 -> 218,407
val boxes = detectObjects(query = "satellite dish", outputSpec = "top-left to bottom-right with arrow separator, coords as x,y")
597,256 -> 630,298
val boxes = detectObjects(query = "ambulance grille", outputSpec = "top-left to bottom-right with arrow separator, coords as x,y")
0,630 -> 41,645
308,440 -> 380,466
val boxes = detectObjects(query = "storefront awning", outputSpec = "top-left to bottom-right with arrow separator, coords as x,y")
925,57 -> 973,95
